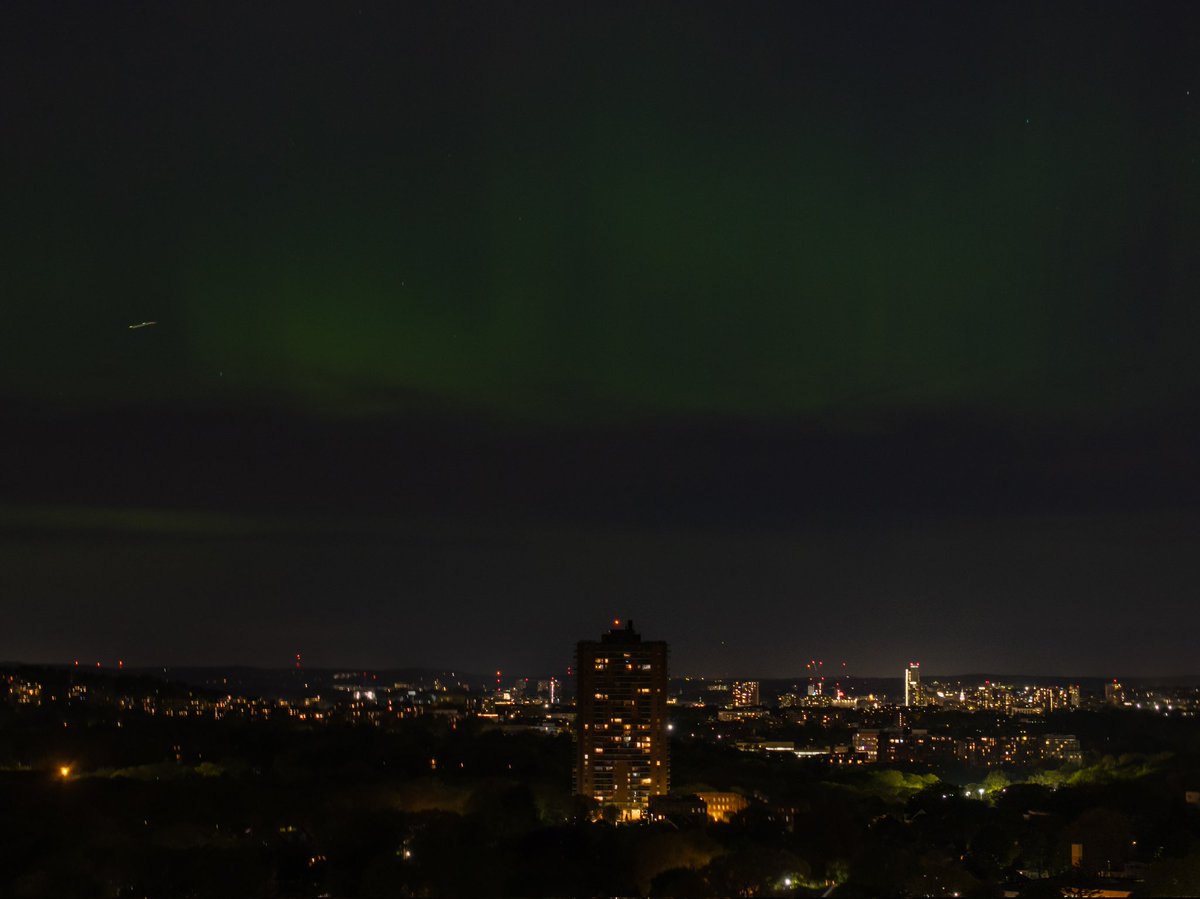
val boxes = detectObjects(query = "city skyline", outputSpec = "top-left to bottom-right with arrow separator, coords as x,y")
4,620 -> 1193,896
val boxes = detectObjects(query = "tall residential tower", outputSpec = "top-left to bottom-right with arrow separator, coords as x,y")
574,620 -> 669,820
905,662 -> 923,707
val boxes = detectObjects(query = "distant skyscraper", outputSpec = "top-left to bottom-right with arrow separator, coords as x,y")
574,620 -> 669,820
904,662 -> 923,707
536,677 -> 560,705
731,681 -> 760,707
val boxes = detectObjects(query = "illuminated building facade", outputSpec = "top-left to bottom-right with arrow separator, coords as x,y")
535,678 -> 560,704
574,620 -> 669,820
904,662 -> 923,707
853,729 -> 880,762
1043,733 -> 1083,764
1031,686 -> 1070,712
695,791 -> 750,823
730,680 -> 760,707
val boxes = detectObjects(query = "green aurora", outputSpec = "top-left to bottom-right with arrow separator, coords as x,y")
4,3 -> 1197,424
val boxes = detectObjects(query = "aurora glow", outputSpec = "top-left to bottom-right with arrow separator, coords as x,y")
1,3 -> 1198,675
5,3 -> 1196,422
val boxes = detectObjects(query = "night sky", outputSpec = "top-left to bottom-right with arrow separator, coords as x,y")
3,3 -> 1199,677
